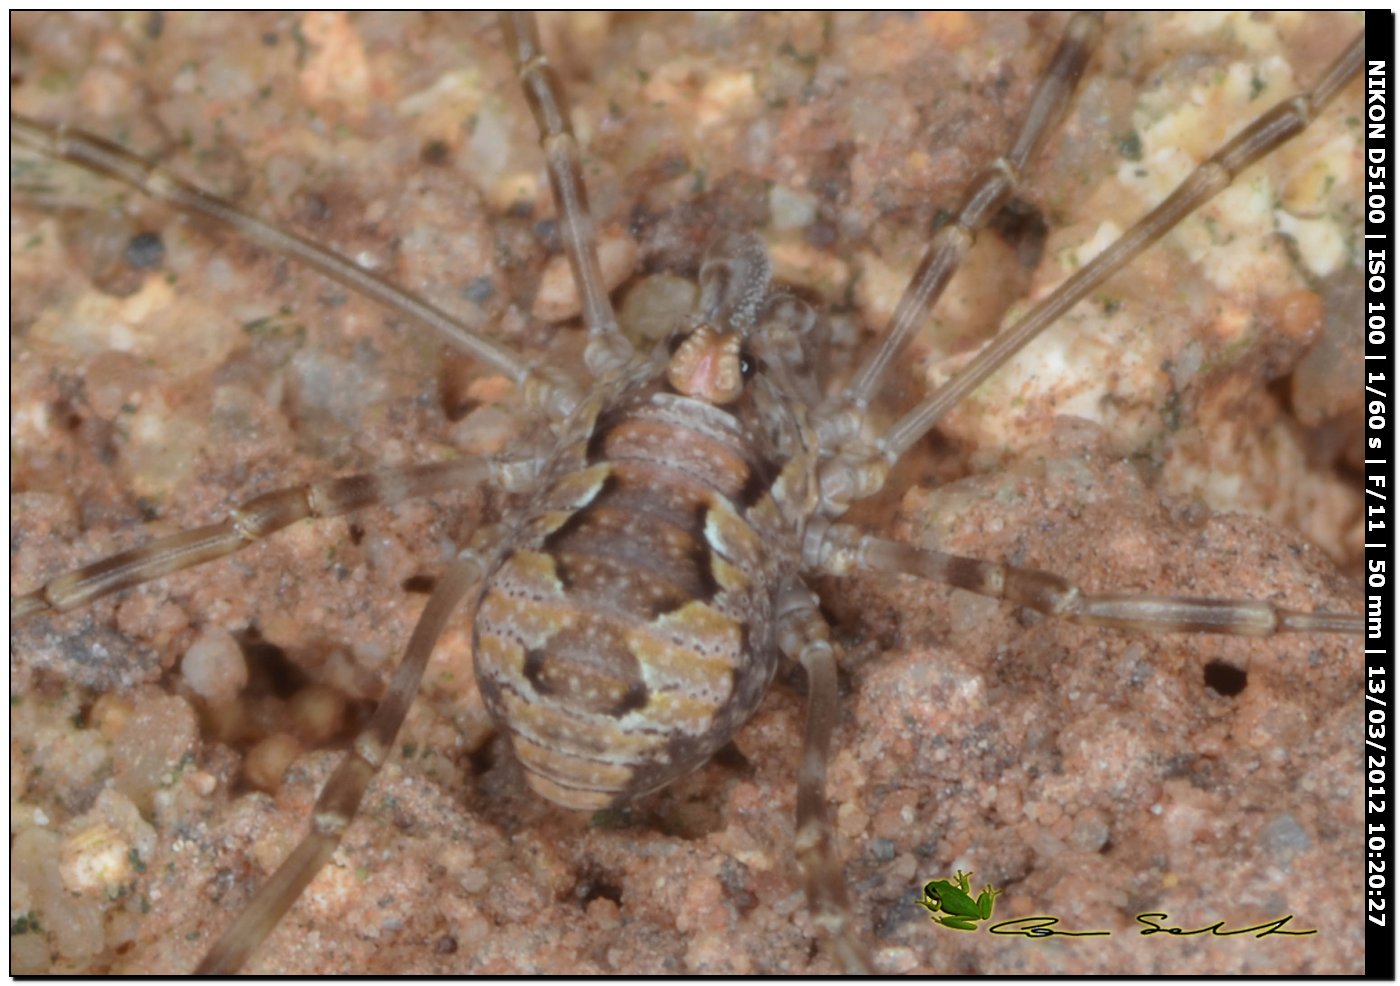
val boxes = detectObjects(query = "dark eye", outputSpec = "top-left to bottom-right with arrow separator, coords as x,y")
739,348 -> 762,379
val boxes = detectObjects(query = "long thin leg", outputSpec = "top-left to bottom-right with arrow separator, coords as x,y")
816,30 -> 1365,513
820,12 -> 1101,446
775,583 -> 872,974
9,112 -> 540,389
194,550 -> 485,974
501,12 -> 634,378
812,523 -> 1362,636
12,458 -> 500,619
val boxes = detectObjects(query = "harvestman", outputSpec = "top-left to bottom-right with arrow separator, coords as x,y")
10,12 -> 1364,973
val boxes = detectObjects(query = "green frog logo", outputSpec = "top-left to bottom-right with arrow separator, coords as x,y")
916,870 -> 1002,931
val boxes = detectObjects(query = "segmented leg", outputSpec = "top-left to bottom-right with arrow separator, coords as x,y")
821,12 -> 1102,447
501,12 -> 634,378
812,523 -> 1363,636
817,29 -> 1366,511
775,584 -> 871,974
12,458 -> 500,619
9,113 -> 534,388
195,551 -> 485,974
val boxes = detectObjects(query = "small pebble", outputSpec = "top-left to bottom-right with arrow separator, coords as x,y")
244,733 -> 303,793
289,685 -> 347,746
58,822 -> 132,896
182,627 -> 248,706
768,183 -> 817,231
112,692 -> 198,814
532,229 -> 639,322
619,274 -> 698,343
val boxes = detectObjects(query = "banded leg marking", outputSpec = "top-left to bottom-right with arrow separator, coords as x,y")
827,12 -> 1102,440
502,12 -> 634,377
194,552 -> 484,974
13,458 -> 497,619
870,32 -> 1365,465
9,112 -> 530,384
817,29 -> 1365,511
815,525 -> 1363,637
775,584 -> 873,974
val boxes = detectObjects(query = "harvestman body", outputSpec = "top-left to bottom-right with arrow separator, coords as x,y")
10,12 -> 1364,973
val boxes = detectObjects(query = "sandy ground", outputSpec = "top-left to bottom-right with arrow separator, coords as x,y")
10,12 -> 1364,974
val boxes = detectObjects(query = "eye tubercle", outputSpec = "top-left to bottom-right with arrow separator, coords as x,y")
666,324 -> 744,404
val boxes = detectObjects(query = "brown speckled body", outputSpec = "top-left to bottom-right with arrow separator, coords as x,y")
475,274 -> 821,808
